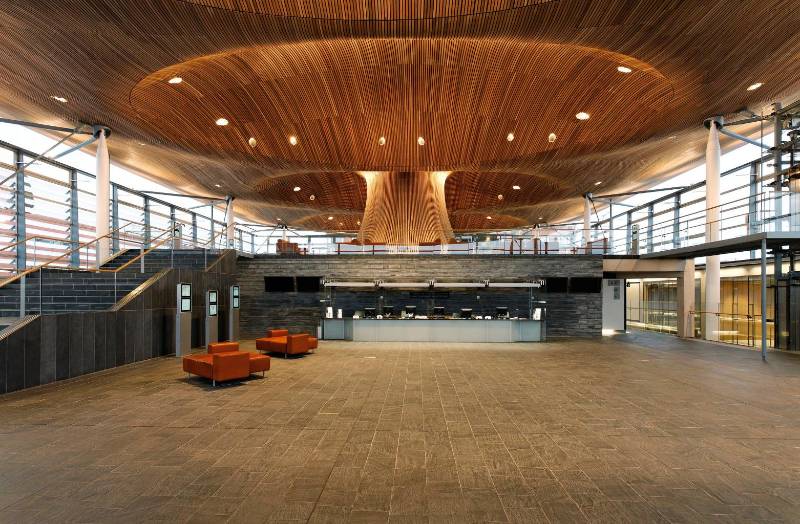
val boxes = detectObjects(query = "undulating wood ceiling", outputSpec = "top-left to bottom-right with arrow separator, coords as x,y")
0,0 -> 798,236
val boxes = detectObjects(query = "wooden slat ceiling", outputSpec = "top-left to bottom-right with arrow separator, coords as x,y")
0,0 -> 798,233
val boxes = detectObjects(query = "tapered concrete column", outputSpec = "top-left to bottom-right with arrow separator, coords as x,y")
94,127 -> 111,267
676,259 -> 695,338
704,118 -> 722,341
583,194 -> 591,253
225,196 -> 235,248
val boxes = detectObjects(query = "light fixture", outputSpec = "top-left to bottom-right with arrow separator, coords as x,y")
214,183 -> 221,188
309,194 -> 316,201
215,118 -> 229,126
486,216 -> 493,220
168,76 -> 183,84
576,112 -> 590,121
248,137 -> 257,147
747,82 -> 763,91
497,194 -> 504,201
512,185 -> 521,190
417,136 -> 425,146
548,132 -> 557,143
289,135 -> 298,145
328,216 -> 334,221
50,96 -> 68,103
595,181 -> 602,186
506,132 -> 515,142
617,66 -> 632,74
276,218 -> 282,221
293,186 -> 301,192
378,136 -> 386,146
538,216 -> 543,220
357,220 -> 361,225
338,222 -> 343,226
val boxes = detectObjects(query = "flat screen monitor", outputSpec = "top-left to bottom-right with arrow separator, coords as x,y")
460,308 -> 473,319
364,307 -> 377,318
404,305 -> 417,317
495,306 -> 509,318
432,306 -> 445,317
382,306 -> 394,317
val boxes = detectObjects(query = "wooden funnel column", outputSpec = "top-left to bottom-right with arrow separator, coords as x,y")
357,171 -> 454,245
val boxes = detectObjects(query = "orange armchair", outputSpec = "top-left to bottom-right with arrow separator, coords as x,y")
183,351 -> 249,386
256,331 -> 310,357
207,341 -> 270,375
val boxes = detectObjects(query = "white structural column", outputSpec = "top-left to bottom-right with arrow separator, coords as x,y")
225,197 -> 235,248
676,259 -> 696,338
704,119 -> 722,341
95,128 -> 111,267
583,194 -> 591,253
789,177 -> 800,231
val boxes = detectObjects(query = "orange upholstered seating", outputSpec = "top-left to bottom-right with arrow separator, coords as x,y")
182,352 -> 249,386
256,329 -> 310,357
183,341 -> 270,385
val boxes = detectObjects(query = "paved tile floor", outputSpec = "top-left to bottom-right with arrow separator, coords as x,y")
1,332 -> 800,523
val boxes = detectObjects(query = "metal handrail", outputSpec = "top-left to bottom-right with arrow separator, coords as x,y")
0,235 -> 79,254
0,219 -> 145,288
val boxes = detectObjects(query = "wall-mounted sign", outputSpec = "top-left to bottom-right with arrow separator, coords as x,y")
208,290 -> 218,317
179,283 -> 192,312
232,285 -> 240,309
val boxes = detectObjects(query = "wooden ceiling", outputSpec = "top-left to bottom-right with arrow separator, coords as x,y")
0,0 -> 798,233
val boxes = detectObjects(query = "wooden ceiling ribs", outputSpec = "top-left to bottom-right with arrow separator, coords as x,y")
0,0 -> 797,235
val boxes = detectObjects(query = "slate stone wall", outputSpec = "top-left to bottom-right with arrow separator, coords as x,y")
237,255 -> 603,339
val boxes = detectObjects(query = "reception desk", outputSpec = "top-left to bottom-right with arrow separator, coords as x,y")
323,318 -> 543,343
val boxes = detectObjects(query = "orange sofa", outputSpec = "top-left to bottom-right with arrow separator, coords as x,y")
256,329 -> 314,357
183,341 -> 270,386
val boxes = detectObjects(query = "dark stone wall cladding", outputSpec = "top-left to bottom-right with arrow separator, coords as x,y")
0,250 -> 236,394
237,255 -> 603,339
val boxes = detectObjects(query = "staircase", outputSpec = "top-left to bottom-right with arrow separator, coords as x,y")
0,248 -> 220,317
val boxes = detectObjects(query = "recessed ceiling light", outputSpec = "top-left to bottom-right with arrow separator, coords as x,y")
168,76 -> 183,84
276,218 -> 282,221
747,82 -> 763,91
338,222 -> 343,226
215,118 -> 229,126
378,136 -> 386,146
538,216 -> 543,220
668,135 -> 677,140
506,132 -> 515,142
576,112 -> 590,121
50,96 -> 68,103
417,136 -> 425,146
248,137 -> 257,147
328,216 -> 334,221
309,194 -> 316,201
548,132 -> 557,143
214,184 -> 221,188
357,220 -> 361,225
497,194 -> 504,200
486,216 -> 493,220
595,181 -> 603,186
617,66 -> 632,74
512,185 -> 521,190
138,142 -> 146,146
289,135 -> 298,145
293,186 -> 301,192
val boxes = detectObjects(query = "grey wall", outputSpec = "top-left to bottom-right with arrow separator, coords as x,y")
0,251 -> 238,395
237,255 -> 603,339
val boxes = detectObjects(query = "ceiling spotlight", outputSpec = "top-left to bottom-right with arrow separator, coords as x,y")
338,222 -> 343,226
417,136 -> 425,146
309,194 -> 316,201
538,216 -> 543,220
595,181 -> 603,186
276,218 -> 282,221
497,194 -> 504,201
215,118 -> 229,126
328,216 -> 334,221
378,136 -> 386,146
248,137 -> 257,147
214,184 -> 221,188
50,96 -> 68,103
168,76 -> 183,84
357,220 -> 361,225
506,133 -> 515,142
747,82 -> 763,91
486,216 -> 493,220
576,112 -> 590,121
617,66 -> 632,74
548,132 -> 557,143
289,135 -> 298,145
293,186 -> 301,192
512,185 -> 521,190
